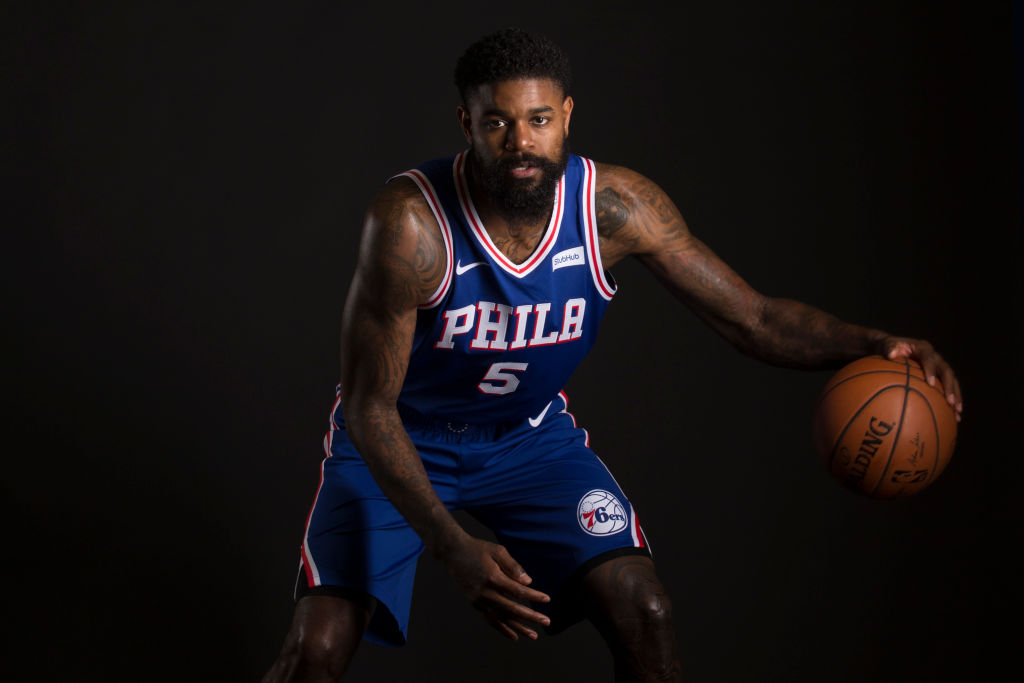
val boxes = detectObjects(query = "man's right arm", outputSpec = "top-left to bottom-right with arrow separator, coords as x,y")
339,177 -> 455,553
337,177 -> 550,640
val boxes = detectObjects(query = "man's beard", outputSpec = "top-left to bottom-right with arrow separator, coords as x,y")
473,141 -> 571,225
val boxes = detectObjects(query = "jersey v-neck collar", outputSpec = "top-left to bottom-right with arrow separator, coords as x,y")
452,150 -> 565,279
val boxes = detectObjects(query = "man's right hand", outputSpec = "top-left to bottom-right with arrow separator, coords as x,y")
440,535 -> 552,641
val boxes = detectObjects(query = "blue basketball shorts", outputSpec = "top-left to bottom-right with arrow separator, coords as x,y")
293,389 -> 651,646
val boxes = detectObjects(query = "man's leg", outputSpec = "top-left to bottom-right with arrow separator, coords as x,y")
261,594 -> 373,683
578,554 -> 682,683
459,406 -> 678,679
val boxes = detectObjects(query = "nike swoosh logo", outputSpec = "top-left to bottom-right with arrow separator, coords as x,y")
455,260 -> 487,275
528,401 -> 552,428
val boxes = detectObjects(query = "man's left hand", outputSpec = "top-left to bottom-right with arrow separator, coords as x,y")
878,337 -> 963,422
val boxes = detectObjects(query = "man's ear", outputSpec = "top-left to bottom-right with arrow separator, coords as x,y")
562,95 -> 574,137
456,105 -> 472,144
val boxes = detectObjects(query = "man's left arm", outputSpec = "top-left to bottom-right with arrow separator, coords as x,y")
594,163 -> 963,420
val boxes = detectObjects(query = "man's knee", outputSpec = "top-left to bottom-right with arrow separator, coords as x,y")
290,626 -> 350,673
263,595 -> 371,682
626,577 -> 673,628
579,554 -> 678,648
580,555 -> 681,680
614,567 -> 673,639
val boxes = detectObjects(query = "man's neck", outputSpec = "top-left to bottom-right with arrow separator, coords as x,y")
466,159 -> 552,265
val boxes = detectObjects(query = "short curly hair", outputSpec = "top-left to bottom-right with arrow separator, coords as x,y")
454,28 -> 572,104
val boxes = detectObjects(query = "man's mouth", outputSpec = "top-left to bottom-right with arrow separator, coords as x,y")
508,160 -> 539,179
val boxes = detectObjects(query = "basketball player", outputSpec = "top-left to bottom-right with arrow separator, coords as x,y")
262,28 -> 963,682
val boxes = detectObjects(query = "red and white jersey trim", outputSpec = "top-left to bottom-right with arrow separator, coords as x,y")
392,169 -> 454,309
581,157 -> 617,301
453,150 -> 565,279
301,453 -> 329,587
302,390 -> 344,588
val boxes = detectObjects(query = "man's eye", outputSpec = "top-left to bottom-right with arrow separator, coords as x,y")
485,120 -> 506,129
533,116 -> 550,125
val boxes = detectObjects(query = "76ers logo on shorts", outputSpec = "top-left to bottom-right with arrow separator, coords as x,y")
577,489 -> 628,536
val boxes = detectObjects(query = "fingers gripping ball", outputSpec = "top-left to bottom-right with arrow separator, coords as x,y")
812,355 -> 957,498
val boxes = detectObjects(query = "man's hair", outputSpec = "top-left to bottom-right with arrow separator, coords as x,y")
454,28 -> 572,104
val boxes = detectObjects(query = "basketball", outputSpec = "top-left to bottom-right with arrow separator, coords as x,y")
812,355 -> 957,498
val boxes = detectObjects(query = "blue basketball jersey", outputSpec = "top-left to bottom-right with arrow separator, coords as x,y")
393,151 -> 617,424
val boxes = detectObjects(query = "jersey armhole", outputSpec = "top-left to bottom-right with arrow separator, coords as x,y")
580,157 -> 617,301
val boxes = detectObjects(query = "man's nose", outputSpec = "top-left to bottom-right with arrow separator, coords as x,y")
504,122 -> 533,152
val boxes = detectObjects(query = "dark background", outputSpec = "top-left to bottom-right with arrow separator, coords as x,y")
7,2 -> 1022,681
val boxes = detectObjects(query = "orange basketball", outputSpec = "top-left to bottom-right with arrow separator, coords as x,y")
812,355 -> 957,498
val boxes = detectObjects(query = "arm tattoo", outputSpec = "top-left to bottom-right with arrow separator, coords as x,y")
596,187 -> 630,238
380,183 -> 446,297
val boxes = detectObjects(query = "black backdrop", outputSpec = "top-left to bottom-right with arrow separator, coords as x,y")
7,2 -> 1022,681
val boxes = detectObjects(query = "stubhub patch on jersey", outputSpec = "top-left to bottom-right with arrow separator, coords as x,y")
552,245 -> 585,270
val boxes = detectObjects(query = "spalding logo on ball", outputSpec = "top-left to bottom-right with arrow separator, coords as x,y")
812,355 -> 957,498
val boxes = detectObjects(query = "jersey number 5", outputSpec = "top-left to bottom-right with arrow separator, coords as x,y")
478,362 -> 528,395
